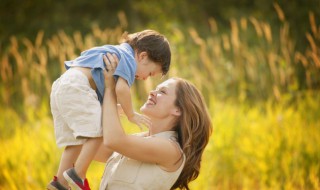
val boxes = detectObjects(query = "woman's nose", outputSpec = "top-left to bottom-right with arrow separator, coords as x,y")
150,90 -> 157,96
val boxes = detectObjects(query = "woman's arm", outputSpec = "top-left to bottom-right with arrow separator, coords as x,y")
93,143 -> 113,163
102,54 -> 181,170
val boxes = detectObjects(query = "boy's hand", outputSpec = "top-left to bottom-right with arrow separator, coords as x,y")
128,112 -> 152,130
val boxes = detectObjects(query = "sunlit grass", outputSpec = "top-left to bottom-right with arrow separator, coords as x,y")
190,97 -> 320,190
0,97 -> 319,189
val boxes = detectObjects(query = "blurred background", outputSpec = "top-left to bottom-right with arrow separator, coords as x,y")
0,0 -> 319,189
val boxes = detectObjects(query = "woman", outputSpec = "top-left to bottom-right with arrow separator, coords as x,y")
95,54 -> 212,190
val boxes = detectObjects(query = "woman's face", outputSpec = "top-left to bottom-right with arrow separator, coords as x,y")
140,78 -> 179,119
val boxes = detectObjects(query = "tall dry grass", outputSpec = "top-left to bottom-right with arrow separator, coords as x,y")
178,3 -> 320,103
1,5 -> 319,110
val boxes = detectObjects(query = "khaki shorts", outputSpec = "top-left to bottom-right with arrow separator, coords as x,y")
50,68 -> 102,147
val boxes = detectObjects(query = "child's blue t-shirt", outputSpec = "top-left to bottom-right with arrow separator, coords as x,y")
64,43 -> 136,104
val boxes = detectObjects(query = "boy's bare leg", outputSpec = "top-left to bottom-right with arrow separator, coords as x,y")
74,137 -> 103,179
56,145 -> 82,186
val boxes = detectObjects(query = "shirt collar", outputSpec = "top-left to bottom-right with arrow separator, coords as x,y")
119,43 -> 135,57
151,131 -> 178,140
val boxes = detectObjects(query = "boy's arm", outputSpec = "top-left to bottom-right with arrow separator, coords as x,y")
115,77 -> 135,119
115,77 -> 151,129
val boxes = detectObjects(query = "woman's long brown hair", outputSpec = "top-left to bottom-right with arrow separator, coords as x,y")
171,78 -> 212,190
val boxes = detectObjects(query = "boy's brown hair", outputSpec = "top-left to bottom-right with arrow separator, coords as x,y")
122,30 -> 171,76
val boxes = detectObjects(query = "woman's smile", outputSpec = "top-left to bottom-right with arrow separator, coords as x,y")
146,97 -> 156,106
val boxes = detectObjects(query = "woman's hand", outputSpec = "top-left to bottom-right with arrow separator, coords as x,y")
128,112 -> 152,130
103,53 -> 119,89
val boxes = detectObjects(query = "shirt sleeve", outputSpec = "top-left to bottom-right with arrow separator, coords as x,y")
113,56 -> 136,87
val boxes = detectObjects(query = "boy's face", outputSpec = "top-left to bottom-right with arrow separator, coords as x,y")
135,52 -> 162,80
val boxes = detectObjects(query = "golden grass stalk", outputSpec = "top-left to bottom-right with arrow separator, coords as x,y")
230,18 -> 240,51
306,33 -> 317,53
280,23 -> 292,66
35,48 -> 48,75
240,17 -> 247,31
58,53 -> 66,72
250,17 -> 263,37
21,77 -> 30,100
189,28 -> 215,81
209,17 -> 218,34
35,30 -> 44,48
294,52 -> 308,68
308,51 -> 320,68
46,36 -> 60,58
214,42 -> 222,58
268,52 -> 279,85
92,24 -> 103,39
222,34 -> 230,51
118,11 -> 128,29
274,2 -> 285,22
73,31 -> 84,50
58,30 -> 73,47
22,38 -> 34,56
188,28 -> 204,46
262,23 -> 272,44
279,66 -> 286,86
84,35 -> 95,49
10,37 -> 25,75
309,12 -> 318,38
0,55 -> 12,82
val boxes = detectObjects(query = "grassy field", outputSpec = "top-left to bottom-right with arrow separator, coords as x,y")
1,97 -> 319,190
0,8 -> 319,190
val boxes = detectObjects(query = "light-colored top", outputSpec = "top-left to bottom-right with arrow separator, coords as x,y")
99,131 -> 185,190
65,43 -> 136,104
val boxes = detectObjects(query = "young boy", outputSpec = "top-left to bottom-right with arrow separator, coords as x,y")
47,29 -> 171,190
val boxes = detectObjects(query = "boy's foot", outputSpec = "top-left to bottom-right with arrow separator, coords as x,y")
47,176 -> 70,190
63,168 -> 91,190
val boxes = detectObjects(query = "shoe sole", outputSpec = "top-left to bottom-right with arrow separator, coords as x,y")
46,184 -> 59,190
63,172 -> 82,190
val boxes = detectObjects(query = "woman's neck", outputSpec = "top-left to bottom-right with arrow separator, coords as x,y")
148,117 -> 175,135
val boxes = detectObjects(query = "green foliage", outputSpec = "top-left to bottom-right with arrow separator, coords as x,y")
1,0 -> 319,49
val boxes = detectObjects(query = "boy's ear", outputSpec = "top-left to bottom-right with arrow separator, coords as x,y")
138,51 -> 148,62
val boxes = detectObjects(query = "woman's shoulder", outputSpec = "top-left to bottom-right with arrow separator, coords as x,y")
131,131 -> 149,137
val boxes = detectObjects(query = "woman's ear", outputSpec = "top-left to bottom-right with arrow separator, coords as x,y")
171,107 -> 181,116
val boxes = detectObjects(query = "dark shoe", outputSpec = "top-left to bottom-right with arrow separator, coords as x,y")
63,168 -> 91,190
47,176 -> 70,190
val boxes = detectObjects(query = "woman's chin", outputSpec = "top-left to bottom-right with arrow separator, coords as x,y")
140,105 -> 154,117
140,105 -> 148,114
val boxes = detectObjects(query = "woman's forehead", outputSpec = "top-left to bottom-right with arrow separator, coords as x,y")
157,78 -> 177,89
